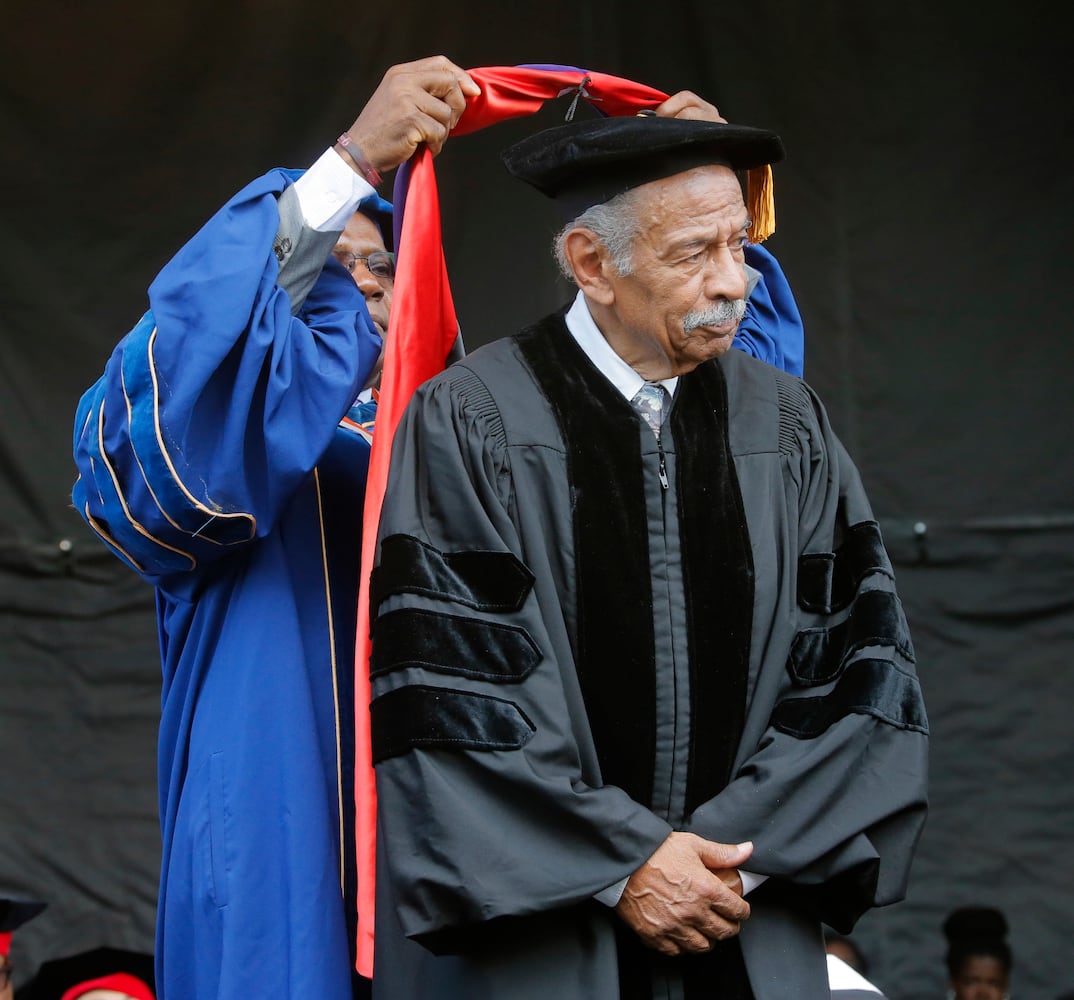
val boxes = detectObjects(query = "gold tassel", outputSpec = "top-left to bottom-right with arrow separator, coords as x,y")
746,165 -> 776,243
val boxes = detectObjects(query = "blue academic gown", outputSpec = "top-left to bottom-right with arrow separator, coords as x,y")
72,170 -> 381,999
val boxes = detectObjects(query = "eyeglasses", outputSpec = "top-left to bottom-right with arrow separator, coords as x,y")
333,250 -> 395,280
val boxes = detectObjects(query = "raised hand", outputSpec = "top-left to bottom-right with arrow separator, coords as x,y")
340,55 -> 481,174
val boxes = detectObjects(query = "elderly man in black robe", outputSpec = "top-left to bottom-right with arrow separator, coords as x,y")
366,113 -> 929,1000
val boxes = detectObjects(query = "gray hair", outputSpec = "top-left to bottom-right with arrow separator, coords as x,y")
552,188 -> 641,285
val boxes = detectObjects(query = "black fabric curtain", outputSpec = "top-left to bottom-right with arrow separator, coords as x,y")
1,2 -> 1070,996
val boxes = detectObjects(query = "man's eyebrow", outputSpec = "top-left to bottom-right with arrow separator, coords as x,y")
666,219 -> 753,255
666,237 -> 708,254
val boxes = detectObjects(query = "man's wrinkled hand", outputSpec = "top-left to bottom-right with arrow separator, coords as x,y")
615,833 -> 752,956
341,55 -> 481,174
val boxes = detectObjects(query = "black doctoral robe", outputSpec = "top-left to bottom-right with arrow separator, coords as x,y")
368,312 -> 928,1000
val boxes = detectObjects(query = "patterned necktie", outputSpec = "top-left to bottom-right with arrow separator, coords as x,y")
631,382 -> 669,439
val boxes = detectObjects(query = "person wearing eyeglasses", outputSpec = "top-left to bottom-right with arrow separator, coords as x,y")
333,222 -> 394,347
331,210 -> 395,399
71,56 -> 479,1000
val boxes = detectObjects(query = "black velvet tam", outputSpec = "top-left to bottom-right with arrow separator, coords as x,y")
501,115 -> 784,217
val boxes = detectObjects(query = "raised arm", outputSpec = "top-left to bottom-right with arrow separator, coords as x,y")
72,58 -> 479,585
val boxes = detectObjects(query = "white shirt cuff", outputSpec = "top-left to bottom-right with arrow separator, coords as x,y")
291,147 -> 376,232
594,877 -> 629,907
739,869 -> 768,895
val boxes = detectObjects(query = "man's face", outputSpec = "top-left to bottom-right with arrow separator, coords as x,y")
0,953 -> 13,1000
332,211 -> 393,386
596,164 -> 751,378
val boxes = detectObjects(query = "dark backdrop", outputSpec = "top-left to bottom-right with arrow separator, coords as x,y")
1,2 -> 1071,997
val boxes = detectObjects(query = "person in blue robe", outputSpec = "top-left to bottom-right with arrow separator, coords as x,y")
73,173 -> 382,1000
70,57 -> 480,1000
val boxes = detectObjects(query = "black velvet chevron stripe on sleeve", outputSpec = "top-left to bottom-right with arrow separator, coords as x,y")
370,608 -> 541,683
771,658 -> 928,738
370,685 -> 536,764
371,534 -> 535,613
798,521 -> 894,614
788,589 -> 916,686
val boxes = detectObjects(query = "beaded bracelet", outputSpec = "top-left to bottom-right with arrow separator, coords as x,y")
336,133 -> 383,187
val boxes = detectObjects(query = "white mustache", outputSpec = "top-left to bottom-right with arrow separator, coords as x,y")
683,299 -> 747,333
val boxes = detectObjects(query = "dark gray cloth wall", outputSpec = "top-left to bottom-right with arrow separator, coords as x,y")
1,2 -> 1070,996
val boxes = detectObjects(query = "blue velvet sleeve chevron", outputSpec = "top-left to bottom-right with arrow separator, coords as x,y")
71,170 -> 381,580
734,242 -> 806,377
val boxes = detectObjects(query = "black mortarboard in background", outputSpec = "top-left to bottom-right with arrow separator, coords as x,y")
0,897 -> 47,956
501,115 -> 785,239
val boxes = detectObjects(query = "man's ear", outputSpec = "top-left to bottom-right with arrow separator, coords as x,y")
564,229 -> 616,305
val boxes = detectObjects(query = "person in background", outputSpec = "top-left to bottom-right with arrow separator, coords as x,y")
19,946 -> 154,1000
0,896 -> 47,1000
944,907 -> 1012,1000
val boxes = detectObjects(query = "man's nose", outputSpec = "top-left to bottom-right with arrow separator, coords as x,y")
704,246 -> 748,301
352,267 -> 384,302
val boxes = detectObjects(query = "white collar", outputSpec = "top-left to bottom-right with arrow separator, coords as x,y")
563,291 -> 678,402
